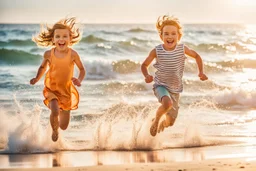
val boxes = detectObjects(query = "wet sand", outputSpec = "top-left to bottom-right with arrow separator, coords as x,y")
1,144 -> 256,170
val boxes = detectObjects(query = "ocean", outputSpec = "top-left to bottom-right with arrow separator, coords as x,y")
0,23 -> 256,167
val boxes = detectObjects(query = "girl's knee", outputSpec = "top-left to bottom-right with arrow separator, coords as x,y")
50,99 -> 59,116
59,110 -> 70,130
51,108 -> 59,116
59,124 -> 68,130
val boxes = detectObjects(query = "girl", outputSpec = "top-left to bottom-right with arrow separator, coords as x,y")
141,15 -> 208,137
30,17 -> 86,142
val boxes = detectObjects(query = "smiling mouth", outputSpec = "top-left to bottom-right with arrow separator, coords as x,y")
167,40 -> 174,44
58,43 -> 65,47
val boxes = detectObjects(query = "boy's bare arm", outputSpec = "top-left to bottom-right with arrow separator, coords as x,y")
141,49 -> 156,77
184,45 -> 208,81
141,49 -> 156,83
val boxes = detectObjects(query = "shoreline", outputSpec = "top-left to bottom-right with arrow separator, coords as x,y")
2,157 -> 256,171
1,144 -> 256,170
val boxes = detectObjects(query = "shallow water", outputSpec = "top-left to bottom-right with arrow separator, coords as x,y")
1,145 -> 256,168
0,24 -> 256,158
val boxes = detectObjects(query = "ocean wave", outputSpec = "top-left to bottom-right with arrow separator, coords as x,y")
0,47 -> 249,77
84,59 -> 142,79
184,62 -> 233,73
214,88 -> 256,109
0,48 -> 41,65
80,35 -> 152,54
86,58 -> 249,77
0,39 -> 34,47
125,28 -> 155,33
81,35 -> 108,43
0,29 -> 33,37
185,59 -> 256,73
103,82 -> 148,93
213,117 -> 256,126
112,59 -> 140,74
10,29 -> 33,35
115,40 -> 149,53
0,31 -> 7,36
84,59 -> 116,80
183,79 -> 227,90
185,30 -> 224,35
130,37 -> 152,43
0,81 -> 31,90
101,30 -> 123,35
216,59 -> 256,69
185,59 -> 256,72
185,41 -> 256,54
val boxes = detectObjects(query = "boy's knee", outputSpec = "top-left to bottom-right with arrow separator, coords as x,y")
163,104 -> 172,111
165,118 -> 175,127
162,97 -> 172,111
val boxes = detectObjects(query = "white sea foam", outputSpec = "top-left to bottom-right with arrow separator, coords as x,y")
214,88 -> 256,108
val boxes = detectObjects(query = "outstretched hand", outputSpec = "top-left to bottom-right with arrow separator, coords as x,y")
198,73 -> 208,81
30,78 -> 38,85
145,75 -> 153,83
72,77 -> 81,87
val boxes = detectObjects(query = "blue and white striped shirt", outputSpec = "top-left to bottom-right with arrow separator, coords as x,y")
153,44 -> 186,93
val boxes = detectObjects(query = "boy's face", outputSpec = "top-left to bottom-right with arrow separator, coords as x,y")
53,29 -> 71,51
160,25 -> 180,51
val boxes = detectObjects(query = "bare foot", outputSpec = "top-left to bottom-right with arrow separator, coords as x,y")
150,118 -> 160,136
158,120 -> 166,133
52,129 -> 59,142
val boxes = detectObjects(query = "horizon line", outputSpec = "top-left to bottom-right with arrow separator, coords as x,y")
0,22 -> 254,25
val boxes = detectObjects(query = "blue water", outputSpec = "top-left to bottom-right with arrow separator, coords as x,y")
0,23 -> 256,153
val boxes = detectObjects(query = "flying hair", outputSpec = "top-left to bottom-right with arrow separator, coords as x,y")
32,17 -> 81,47
156,15 -> 183,39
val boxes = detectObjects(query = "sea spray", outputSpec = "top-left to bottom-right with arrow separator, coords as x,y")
184,124 -> 204,147
90,103 -> 162,150
1,96 -> 72,153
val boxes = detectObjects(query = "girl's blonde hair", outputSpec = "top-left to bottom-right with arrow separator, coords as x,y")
33,17 -> 81,47
156,15 -> 183,40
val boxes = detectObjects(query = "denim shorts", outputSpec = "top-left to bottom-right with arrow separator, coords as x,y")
153,86 -> 180,119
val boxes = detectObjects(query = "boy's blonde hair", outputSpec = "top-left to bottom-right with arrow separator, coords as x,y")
33,17 -> 81,47
156,15 -> 183,40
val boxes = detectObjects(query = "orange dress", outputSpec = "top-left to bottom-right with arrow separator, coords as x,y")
43,48 -> 79,110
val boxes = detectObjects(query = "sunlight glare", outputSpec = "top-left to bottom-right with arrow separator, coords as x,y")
234,0 -> 256,6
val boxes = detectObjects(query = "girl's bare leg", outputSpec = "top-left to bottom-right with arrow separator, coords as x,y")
59,110 -> 70,130
49,99 -> 60,142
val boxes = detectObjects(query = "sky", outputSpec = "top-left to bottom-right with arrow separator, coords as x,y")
1,0 -> 256,24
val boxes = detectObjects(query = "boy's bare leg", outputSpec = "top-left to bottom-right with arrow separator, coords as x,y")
59,110 -> 70,130
158,93 -> 179,133
49,99 -> 60,142
158,114 -> 176,133
150,96 -> 172,136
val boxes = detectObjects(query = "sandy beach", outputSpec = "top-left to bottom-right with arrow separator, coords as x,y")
2,157 -> 256,171
1,144 -> 256,171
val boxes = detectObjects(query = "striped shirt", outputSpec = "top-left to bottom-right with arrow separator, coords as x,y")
153,44 -> 186,93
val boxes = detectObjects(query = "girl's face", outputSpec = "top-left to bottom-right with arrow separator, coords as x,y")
160,25 -> 180,51
52,29 -> 71,51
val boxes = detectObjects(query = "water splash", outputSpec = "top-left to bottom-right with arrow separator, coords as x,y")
0,96 -> 71,154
